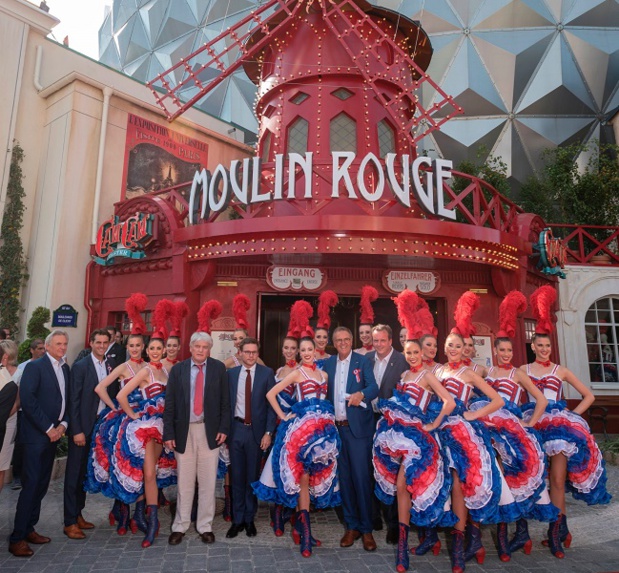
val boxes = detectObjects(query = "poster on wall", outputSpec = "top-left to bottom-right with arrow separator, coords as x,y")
472,335 -> 493,369
121,114 -> 209,200
211,331 -> 237,362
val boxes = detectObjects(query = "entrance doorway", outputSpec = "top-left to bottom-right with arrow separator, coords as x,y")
257,292 -> 443,370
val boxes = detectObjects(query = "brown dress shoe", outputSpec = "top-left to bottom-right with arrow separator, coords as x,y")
362,533 -> 377,551
168,532 -> 185,545
8,540 -> 34,557
25,531 -> 50,544
77,516 -> 95,530
201,532 -> 215,544
64,525 -> 86,540
340,529 -> 361,547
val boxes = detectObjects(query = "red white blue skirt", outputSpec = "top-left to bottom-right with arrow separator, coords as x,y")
523,400 -> 611,506
253,398 -> 340,509
373,391 -> 456,528
110,394 -> 177,503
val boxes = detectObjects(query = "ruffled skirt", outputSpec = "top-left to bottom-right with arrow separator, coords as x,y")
109,394 -> 177,503
523,401 -> 611,506
438,402 -> 507,524
373,392 -> 456,527
469,399 -> 557,521
253,398 -> 340,509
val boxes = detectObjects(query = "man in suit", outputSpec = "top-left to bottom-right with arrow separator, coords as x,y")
104,326 -> 126,370
163,332 -> 230,545
226,337 -> 276,538
366,324 -> 409,544
324,326 -> 379,552
9,330 -> 70,557
63,329 -> 114,539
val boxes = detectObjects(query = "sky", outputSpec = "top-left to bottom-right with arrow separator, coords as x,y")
35,0 -> 111,59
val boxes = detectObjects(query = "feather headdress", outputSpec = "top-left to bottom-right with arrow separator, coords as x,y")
232,294 -> 251,330
197,300 -> 223,334
317,290 -> 339,330
497,291 -> 527,339
125,293 -> 148,335
287,300 -> 314,339
393,290 -> 420,340
530,285 -> 557,334
152,299 -> 174,340
451,291 -> 480,339
359,285 -> 378,325
169,301 -> 189,338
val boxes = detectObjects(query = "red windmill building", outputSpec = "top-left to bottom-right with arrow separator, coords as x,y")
148,0 -> 463,218
85,0 -> 561,370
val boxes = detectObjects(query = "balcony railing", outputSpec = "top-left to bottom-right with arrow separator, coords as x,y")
548,224 -> 619,265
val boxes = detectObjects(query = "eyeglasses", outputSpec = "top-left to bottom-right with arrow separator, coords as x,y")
333,338 -> 352,344
242,350 -> 259,355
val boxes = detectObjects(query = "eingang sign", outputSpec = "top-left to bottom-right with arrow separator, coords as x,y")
188,153 -> 456,223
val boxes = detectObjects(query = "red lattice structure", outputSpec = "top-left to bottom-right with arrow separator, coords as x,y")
548,224 -> 619,265
147,0 -> 462,151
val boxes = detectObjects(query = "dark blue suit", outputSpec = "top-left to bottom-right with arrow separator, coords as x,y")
227,363 -> 276,524
324,352 -> 378,534
11,354 -> 70,543
63,355 -> 116,526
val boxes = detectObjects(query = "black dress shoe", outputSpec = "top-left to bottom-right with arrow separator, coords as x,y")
226,523 -> 245,539
246,521 -> 257,537
201,532 -> 215,544
168,532 -> 185,545
386,527 -> 399,545
372,517 -> 383,531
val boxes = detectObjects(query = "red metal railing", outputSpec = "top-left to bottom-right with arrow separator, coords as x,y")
548,224 -> 619,265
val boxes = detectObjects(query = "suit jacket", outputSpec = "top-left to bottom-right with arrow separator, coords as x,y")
227,363 -> 276,445
324,352 -> 379,438
163,357 -> 230,452
366,349 -> 409,400
19,354 -> 70,444
105,342 -> 126,371
68,355 -> 118,437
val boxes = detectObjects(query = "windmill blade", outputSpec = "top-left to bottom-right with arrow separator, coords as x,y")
322,1 -> 463,146
147,0 -> 304,121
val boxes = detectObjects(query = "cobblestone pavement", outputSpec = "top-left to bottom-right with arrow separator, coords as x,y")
1,465 -> 618,573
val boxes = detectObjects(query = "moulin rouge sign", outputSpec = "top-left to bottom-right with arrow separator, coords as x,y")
93,213 -> 155,266
188,153 -> 457,222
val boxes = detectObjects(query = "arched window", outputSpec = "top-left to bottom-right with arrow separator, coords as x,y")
287,117 -> 308,155
330,112 -> 356,153
585,296 -> 619,383
377,119 -> 396,157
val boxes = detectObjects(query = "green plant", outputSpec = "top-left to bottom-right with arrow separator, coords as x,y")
600,437 -> 619,454
0,142 -> 29,337
518,141 -> 619,228
18,306 -> 51,362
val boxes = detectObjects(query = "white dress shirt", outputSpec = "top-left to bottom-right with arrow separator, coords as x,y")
334,352 -> 352,421
47,352 -> 68,431
235,364 -> 256,419
91,353 -> 108,414
190,360 -> 207,423
372,348 -> 394,412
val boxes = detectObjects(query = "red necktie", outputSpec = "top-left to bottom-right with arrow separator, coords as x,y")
245,369 -> 252,424
193,364 -> 204,416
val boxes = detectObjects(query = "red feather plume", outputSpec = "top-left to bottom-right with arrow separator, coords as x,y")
170,301 -> 189,338
531,285 -> 557,334
152,299 -> 174,339
197,300 -> 223,334
232,294 -> 251,330
317,290 -> 339,329
393,290 -> 420,340
288,300 -> 314,338
125,293 -> 148,335
497,291 -> 527,338
416,297 -> 438,337
451,291 -> 480,338
359,285 -> 378,325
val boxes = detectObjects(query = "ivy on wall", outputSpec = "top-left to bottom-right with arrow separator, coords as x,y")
0,142 -> 29,337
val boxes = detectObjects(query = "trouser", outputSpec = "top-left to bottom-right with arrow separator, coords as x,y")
63,434 -> 91,526
172,423 -> 220,534
229,421 -> 261,524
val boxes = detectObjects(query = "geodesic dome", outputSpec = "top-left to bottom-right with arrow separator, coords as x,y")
98,0 -> 619,189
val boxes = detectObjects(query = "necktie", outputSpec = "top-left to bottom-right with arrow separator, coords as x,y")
245,369 -> 252,424
193,364 -> 204,417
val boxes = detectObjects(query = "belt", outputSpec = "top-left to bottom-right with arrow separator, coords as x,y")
190,420 -> 204,425
335,420 -> 349,427
234,416 -> 252,426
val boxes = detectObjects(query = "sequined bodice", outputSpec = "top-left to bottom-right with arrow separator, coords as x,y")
397,370 -> 432,413
438,367 -> 473,405
526,364 -> 563,402
296,368 -> 327,400
486,368 -> 524,405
